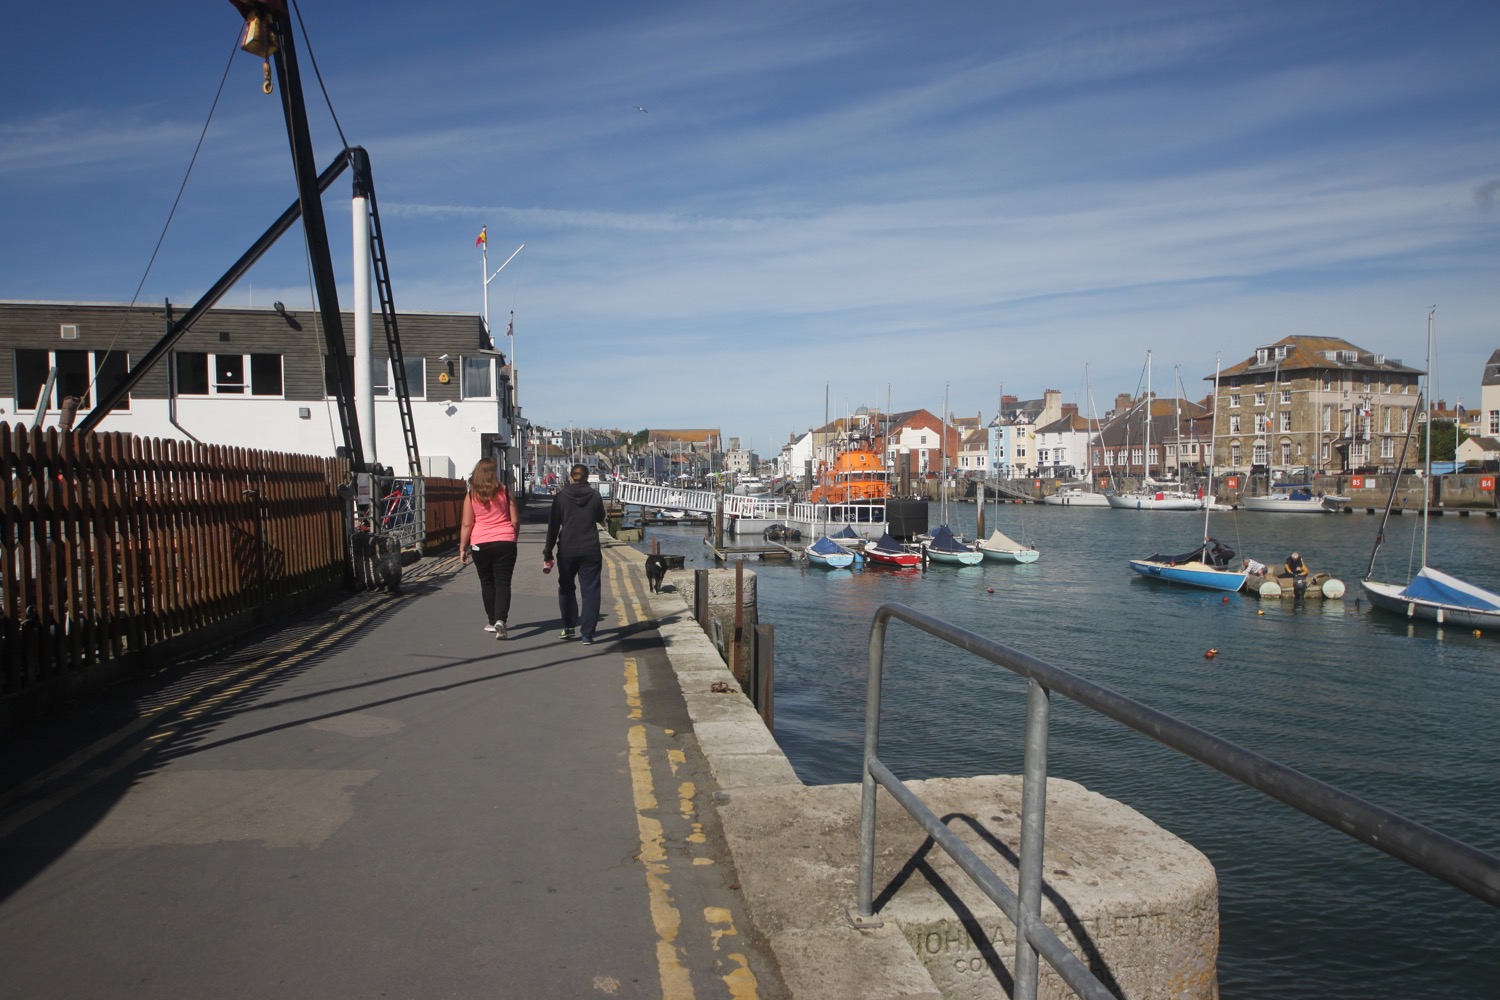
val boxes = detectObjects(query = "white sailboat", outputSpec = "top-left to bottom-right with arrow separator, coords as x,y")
1361,310 -> 1500,631
1044,364 -> 1111,508
923,385 -> 983,566
1107,352 -> 1204,511
976,484 -> 1040,563
1128,360 -> 1249,591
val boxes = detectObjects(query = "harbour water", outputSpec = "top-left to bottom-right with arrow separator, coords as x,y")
634,501 -> 1500,998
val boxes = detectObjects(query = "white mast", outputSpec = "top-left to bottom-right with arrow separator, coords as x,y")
1143,351 -> 1153,484
1423,307 -> 1435,568
1203,358 -> 1222,537
352,181 -> 375,463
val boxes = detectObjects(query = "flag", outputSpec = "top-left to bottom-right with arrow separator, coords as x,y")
475,226 -> 487,247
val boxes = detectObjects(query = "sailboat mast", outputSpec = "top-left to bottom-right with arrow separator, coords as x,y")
1203,359 -> 1221,539
1144,351 -> 1153,483
1423,308 -> 1435,568
941,383 -> 950,523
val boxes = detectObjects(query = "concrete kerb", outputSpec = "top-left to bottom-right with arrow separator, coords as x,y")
638,561 -> 946,999
631,554 -> 1218,1000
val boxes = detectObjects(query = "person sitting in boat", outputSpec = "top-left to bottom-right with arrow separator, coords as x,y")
1284,551 -> 1308,579
1243,557 -> 1268,576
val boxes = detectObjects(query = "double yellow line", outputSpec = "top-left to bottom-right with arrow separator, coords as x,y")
604,547 -> 761,1000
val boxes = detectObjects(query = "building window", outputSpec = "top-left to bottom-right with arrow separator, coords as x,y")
1229,394 -> 1241,408
461,356 -> 495,399
1490,410 -> 1499,435
1381,437 -> 1395,459
1280,442 -> 1292,466
180,352 -> 283,397
1280,389 -> 1292,405
1229,415 -> 1241,434
372,357 -> 426,399
1253,442 -> 1267,466
1322,405 -> 1333,432
1254,392 -> 1266,407
1280,411 -> 1292,433
1322,373 -> 1333,391
1230,443 -> 1242,466
15,348 -> 130,411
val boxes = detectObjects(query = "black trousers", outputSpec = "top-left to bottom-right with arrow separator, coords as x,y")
555,551 -> 603,639
471,540 -> 519,624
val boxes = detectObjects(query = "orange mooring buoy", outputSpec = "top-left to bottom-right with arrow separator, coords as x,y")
987,587 -> 994,594
1204,648 -> 1219,659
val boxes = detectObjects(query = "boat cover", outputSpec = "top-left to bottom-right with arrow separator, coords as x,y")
869,532 -> 905,553
1401,567 -> 1500,611
983,529 -> 1027,551
808,536 -> 848,556
926,524 -> 970,553
1142,538 -> 1235,567
831,525 -> 862,539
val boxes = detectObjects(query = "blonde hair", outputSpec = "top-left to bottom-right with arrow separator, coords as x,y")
469,458 -> 502,504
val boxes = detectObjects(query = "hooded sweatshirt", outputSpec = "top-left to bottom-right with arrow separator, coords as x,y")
544,481 -> 606,560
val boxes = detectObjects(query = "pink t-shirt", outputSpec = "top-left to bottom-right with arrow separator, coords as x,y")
469,489 -> 517,544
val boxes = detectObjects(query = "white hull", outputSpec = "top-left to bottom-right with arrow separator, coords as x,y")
979,544 -> 1040,564
1043,489 -> 1111,508
924,546 -> 984,566
1242,495 -> 1336,514
1107,492 -> 1203,511
1361,574 -> 1500,630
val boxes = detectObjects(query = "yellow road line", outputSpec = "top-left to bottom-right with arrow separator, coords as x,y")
704,907 -> 761,1000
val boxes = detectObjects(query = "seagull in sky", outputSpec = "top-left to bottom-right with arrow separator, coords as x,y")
634,105 -> 648,113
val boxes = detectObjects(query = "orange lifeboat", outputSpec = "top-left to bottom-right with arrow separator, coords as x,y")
808,447 -> 892,503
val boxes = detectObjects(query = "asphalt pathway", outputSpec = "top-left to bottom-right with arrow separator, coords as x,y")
0,517 -> 785,999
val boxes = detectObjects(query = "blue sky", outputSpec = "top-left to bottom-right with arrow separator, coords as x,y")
4,1 -> 1498,453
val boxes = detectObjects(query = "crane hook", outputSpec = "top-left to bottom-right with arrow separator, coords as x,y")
262,60 -> 274,95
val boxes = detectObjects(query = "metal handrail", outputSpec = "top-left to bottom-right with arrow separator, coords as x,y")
858,602 -> 1500,1000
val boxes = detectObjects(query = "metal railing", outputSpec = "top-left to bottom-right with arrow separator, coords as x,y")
858,602 -> 1500,1000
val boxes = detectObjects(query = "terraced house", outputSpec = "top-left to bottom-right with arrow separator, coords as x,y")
1211,336 -> 1424,477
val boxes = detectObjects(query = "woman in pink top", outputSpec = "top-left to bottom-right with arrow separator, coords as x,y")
459,457 -> 522,639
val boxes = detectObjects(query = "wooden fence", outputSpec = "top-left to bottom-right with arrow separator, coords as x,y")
0,424 -> 350,703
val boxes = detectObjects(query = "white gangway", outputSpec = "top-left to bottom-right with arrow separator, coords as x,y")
613,480 -> 786,519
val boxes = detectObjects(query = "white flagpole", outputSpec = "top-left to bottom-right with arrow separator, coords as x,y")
479,227 -> 491,346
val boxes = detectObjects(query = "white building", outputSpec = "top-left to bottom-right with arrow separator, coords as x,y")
2,301 -> 519,481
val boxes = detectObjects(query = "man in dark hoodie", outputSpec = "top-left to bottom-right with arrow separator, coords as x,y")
542,463 -> 608,643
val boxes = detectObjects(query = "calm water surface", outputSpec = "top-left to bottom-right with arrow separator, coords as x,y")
635,502 -> 1500,998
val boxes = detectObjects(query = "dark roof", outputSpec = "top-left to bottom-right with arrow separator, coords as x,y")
1211,336 -> 1424,381
1484,349 -> 1500,387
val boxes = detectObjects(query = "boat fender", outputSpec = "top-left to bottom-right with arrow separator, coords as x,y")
1258,581 -> 1283,599
1321,579 -> 1346,600
1257,609 -> 1265,616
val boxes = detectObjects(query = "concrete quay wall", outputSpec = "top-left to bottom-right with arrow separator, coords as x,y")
638,551 -> 1220,999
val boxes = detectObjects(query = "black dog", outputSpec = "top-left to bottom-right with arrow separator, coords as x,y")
644,554 -> 667,594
